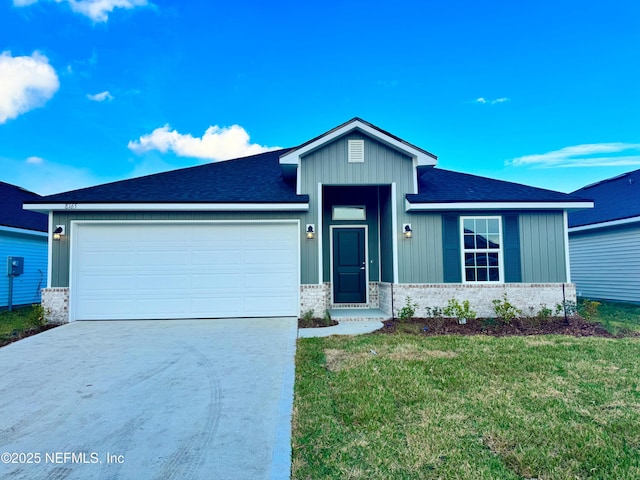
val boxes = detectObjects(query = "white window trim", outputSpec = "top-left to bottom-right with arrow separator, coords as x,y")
460,215 -> 504,284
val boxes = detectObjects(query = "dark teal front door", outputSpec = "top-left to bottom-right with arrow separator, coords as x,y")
333,228 -> 366,303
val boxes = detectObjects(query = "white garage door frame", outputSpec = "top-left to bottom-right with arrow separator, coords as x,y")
69,220 -> 300,321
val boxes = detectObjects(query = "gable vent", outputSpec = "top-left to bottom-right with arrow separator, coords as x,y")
348,140 -> 365,163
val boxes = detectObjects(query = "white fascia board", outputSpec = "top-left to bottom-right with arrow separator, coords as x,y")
406,200 -> 594,211
24,203 -> 309,212
280,120 -> 436,167
0,225 -> 48,237
568,215 -> 640,233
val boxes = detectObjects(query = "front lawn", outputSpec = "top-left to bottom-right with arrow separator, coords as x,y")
293,333 -> 640,479
585,299 -> 640,334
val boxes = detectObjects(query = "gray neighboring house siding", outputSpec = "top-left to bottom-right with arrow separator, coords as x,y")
569,169 -> 640,303
570,225 -> 640,302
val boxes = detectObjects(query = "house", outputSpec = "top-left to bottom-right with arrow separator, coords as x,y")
25,118 -> 592,323
1,182 -> 48,309
569,169 -> 640,303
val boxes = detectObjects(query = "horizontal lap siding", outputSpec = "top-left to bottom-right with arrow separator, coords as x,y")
0,232 -> 47,306
570,226 -> 640,302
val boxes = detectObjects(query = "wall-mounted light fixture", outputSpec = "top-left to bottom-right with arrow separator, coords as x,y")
53,225 -> 65,241
306,224 -> 315,239
403,223 -> 412,239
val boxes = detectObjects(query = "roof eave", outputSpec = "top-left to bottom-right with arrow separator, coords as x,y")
569,215 -> 640,233
24,202 -> 310,213
405,200 -> 595,212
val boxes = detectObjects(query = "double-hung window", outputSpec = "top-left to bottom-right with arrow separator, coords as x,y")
461,216 -> 503,282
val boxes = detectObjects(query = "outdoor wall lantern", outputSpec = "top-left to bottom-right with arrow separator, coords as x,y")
53,225 -> 65,241
306,224 -> 315,239
403,224 -> 412,239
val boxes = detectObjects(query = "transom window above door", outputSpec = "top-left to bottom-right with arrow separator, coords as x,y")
332,206 -> 366,221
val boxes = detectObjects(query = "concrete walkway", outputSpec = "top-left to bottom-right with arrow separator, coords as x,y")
0,318 -> 297,480
298,309 -> 389,338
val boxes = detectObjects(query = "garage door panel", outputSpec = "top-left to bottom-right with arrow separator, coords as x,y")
72,223 -> 299,320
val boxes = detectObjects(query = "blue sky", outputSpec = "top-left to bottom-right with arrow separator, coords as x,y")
1,0 -> 638,196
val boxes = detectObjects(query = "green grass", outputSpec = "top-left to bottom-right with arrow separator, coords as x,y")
583,299 -> 640,334
0,305 -> 45,340
292,334 -> 640,479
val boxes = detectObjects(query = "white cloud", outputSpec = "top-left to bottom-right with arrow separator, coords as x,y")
475,97 -> 510,105
128,124 -> 280,161
0,155 -> 105,195
0,51 -> 59,124
507,143 -> 640,168
26,156 -> 44,164
87,90 -> 114,102
13,0 -> 149,22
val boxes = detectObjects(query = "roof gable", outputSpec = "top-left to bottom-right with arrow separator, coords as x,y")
279,118 -> 437,167
569,168 -> 640,228
0,182 -> 47,232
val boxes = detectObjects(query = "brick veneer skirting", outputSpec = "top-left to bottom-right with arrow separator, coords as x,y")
42,288 -> 70,324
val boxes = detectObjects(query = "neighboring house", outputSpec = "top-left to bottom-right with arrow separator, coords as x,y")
569,169 -> 640,303
1,182 -> 48,309
25,118 -> 592,323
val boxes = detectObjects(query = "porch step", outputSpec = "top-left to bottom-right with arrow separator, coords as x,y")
328,308 -> 391,322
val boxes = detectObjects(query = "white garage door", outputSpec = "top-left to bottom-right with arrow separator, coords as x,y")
71,222 -> 299,320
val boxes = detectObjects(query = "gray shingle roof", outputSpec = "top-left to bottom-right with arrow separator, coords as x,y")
33,149 -> 308,204
0,182 -> 47,232
569,169 -> 640,228
407,168 -> 590,204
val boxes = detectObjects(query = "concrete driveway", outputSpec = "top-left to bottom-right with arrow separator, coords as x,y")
0,318 -> 297,480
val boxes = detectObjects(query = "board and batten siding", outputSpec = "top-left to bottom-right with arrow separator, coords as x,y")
0,231 -> 47,306
300,131 -> 423,283
570,224 -> 640,302
519,211 -> 567,283
50,211 -> 310,288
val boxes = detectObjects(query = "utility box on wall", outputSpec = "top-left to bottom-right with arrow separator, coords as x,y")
7,256 -> 24,276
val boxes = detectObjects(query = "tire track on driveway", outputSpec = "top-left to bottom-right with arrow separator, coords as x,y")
153,345 -> 222,480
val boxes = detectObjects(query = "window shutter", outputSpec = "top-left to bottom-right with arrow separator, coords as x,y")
503,214 -> 522,282
442,215 -> 461,283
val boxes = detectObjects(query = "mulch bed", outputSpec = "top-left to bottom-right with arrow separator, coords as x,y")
378,317 -> 638,338
0,324 -> 61,348
298,318 -> 339,328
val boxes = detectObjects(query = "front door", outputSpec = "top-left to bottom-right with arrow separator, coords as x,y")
332,227 -> 366,303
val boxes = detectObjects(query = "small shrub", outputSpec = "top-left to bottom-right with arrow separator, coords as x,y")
398,297 -> 417,322
556,300 -> 577,317
492,293 -> 521,324
26,304 -> 46,329
579,299 -> 601,321
443,298 -> 477,321
323,309 -> 332,323
536,304 -> 553,321
301,310 -> 314,322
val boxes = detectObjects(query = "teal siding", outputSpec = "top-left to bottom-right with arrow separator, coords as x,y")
51,211 -> 308,287
0,231 -> 48,306
503,215 -> 522,282
519,211 -> 567,282
400,213 -> 443,283
300,131 -> 418,284
442,215 -> 461,283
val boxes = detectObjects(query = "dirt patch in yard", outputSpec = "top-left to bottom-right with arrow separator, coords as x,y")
378,316 -> 638,338
0,324 -> 61,348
